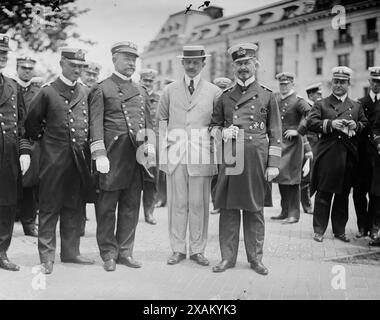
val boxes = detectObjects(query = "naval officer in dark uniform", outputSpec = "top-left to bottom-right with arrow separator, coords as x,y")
307,66 -> 368,243
89,41 -> 154,272
14,56 -> 40,237
209,43 -> 282,275
25,48 -> 95,274
0,34 -> 31,271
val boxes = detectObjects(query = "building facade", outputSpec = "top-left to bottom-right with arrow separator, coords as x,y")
140,0 -> 380,98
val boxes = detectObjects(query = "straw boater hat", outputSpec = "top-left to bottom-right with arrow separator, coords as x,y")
176,45 -> 211,59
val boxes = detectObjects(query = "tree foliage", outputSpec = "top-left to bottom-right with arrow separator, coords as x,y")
0,0 -> 95,52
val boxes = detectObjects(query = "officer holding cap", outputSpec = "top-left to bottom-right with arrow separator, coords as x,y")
209,42 -> 282,275
0,34 -> 31,271
25,47 -> 95,274
353,66 -> 380,240
271,72 -> 311,224
89,41 -> 155,272
14,56 -> 40,237
307,66 -> 368,243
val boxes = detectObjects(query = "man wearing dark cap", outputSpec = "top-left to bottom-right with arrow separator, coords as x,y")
271,72 -> 311,224
0,34 -> 31,271
89,41 -> 155,271
209,43 -> 282,275
307,66 -> 368,243
158,45 -> 221,267
14,56 -> 40,237
25,47 -> 95,274
299,83 -> 322,215
353,66 -> 380,241
81,61 -> 101,89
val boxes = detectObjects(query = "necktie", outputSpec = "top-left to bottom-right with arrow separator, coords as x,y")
375,95 -> 378,103
188,79 -> 194,95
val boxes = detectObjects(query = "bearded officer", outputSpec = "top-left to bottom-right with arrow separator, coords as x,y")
271,72 -> 311,224
353,67 -> 380,240
307,66 -> 368,243
14,56 -> 40,237
25,47 -> 95,274
139,68 -> 159,224
209,43 -> 282,275
0,34 -> 31,271
89,41 -> 154,272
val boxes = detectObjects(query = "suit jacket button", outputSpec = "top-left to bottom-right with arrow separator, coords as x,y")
72,138 -> 76,142
250,115 -> 254,119
71,128 -> 75,132
249,136 -> 253,140
65,100 -> 69,104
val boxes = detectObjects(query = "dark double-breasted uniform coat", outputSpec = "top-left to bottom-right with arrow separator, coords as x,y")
307,94 -> 368,236
25,77 -> 91,262
0,74 -> 30,256
209,81 -> 282,264
353,93 -> 380,234
89,73 -> 152,261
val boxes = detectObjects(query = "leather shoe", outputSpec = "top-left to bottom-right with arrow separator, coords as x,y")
145,215 -> 157,225
271,214 -> 287,220
41,261 -> 54,274
154,201 -> 165,208
313,233 -> 323,242
282,217 -> 299,224
250,261 -> 268,276
0,258 -> 20,271
334,234 -> 350,243
369,238 -> 380,247
210,209 -> 220,214
23,226 -> 38,237
370,232 -> 378,241
304,208 -> 313,214
61,255 -> 95,265
167,252 -> 186,265
355,229 -> 368,238
212,260 -> 235,273
104,259 -> 116,272
190,253 -> 209,266
117,256 -> 142,268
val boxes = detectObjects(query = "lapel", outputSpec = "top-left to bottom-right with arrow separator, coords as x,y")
188,78 -> 204,111
111,73 -> 140,102
69,84 -> 83,109
328,94 -> 342,112
227,84 -> 241,103
237,81 -> 260,106
0,76 -> 14,107
180,77 -> 191,107
52,77 -> 74,102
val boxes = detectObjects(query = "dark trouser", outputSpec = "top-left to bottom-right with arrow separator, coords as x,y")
353,188 -> 380,234
300,158 -> 313,212
278,184 -> 300,220
143,180 -> 157,219
211,175 -> 218,206
17,186 -> 38,229
96,170 -> 142,262
156,170 -> 167,206
38,205 -> 82,263
313,191 -> 349,236
78,200 -> 86,236
219,209 -> 264,264
0,205 -> 17,256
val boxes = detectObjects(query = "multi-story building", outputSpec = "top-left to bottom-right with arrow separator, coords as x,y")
140,0 -> 380,98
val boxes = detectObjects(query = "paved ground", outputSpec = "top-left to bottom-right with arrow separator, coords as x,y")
1,186 -> 380,300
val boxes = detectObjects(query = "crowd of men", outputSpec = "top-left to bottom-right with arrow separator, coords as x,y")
0,32 -> 380,276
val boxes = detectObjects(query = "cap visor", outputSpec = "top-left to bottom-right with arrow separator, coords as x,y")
176,54 -> 211,59
233,56 -> 254,62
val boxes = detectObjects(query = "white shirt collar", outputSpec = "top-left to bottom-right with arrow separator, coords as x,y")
113,70 -> 131,81
369,90 -> 380,102
59,74 -> 76,87
15,77 -> 33,88
280,89 -> 295,100
307,99 -> 314,106
235,75 -> 255,88
333,93 -> 347,102
184,73 -> 201,88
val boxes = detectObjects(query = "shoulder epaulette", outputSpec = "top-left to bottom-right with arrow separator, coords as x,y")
260,84 -> 273,92
42,82 -> 51,88
223,86 -> 233,93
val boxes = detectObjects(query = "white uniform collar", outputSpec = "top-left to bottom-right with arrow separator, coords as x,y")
236,75 -> 255,88
59,74 -> 76,87
333,93 -> 347,102
15,77 -> 33,88
369,90 -> 380,102
184,73 -> 201,88
306,98 -> 314,106
280,89 -> 295,100
113,70 -> 131,81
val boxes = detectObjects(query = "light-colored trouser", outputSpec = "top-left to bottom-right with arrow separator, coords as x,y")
167,164 -> 211,256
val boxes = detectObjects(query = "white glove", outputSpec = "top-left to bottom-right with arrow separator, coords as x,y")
222,125 -> 239,140
305,151 -> 313,160
302,158 -> 310,177
265,167 -> 279,182
96,156 -> 110,174
19,154 -> 31,176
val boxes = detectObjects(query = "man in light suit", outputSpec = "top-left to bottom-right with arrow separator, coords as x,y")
158,45 -> 222,266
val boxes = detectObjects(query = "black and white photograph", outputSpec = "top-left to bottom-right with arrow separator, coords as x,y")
0,0 -> 380,305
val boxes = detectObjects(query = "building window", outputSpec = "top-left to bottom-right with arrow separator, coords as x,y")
362,18 -> 378,43
274,38 -> 283,77
366,18 -> 377,36
338,23 -> 352,43
209,51 -> 217,80
236,18 -> 250,31
157,62 -> 162,75
316,29 -> 324,44
295,60 -> 298,76
282,5 -> 298,19
217,24 -> 229,36
295,34 -> 299,52
316,57 -> 323,75
366,50 -> 375,69
258,12 -> 273,25
338,54 -> 349,67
